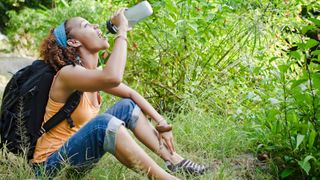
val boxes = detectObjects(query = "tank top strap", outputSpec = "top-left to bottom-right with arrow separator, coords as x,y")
52,70 -> 61,85
48,70 -> 61,99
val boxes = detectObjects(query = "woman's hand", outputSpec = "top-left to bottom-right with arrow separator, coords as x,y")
111,8 -> 129,32
158,121 -> 175,154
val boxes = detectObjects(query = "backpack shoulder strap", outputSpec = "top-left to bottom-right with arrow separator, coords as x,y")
39,91 -> 83,136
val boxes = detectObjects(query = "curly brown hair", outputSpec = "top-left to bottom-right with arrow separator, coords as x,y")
39,20 -> 80,72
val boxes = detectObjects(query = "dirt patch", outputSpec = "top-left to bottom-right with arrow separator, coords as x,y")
0,54 -> 34,77
229,153 -> 269,179
0,75 -> 9,98
210,153 -> 270,179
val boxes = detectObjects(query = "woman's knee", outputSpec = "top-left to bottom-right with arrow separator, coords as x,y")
106,98 -> 141,130
88,113 -> 114,127
119,98 -> 136,108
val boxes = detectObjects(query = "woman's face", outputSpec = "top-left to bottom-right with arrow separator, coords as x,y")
66,17 -> 109,52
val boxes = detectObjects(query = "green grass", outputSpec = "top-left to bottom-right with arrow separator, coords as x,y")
0,109 -> 273,179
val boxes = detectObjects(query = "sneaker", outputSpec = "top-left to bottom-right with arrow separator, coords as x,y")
166,159 -> 209,175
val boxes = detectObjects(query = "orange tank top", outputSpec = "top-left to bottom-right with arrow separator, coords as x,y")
33,90 -> 101,163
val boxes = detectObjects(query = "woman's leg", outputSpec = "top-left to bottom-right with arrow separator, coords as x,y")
43,114 -> 176,179
106,99 -> 209,175
114,125 -> 176,179
105,98 -> 183,164
132,113 -> 183,164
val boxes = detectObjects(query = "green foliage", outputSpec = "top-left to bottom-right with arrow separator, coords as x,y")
2,0 -> 320,178
0,0 -> 53,32
239,1 -> 320,177
124,0 -> 271,113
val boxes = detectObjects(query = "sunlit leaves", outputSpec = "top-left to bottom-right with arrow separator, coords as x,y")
289,51 -> 301,60
309,18 -> 320,27
298,155 -> 315,175
305,39 -> 319,50
295,134 -> 305,150
297,39 -> 319,51
308,129 -> 316,150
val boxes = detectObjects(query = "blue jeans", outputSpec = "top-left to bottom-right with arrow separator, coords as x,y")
34,98 -> 141,177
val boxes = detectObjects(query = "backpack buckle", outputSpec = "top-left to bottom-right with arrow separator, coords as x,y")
39,127 -> 46,135
66,115 -> 75,128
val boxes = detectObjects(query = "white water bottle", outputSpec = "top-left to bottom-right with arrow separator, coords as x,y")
107,1 -> 153,34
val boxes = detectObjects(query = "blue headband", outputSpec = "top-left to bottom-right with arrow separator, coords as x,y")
53,22 -> 67,48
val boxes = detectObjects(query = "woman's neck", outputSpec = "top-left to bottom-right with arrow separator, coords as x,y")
79,48 -> 99,69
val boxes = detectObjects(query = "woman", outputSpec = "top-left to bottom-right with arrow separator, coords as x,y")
33,8 -> 208,179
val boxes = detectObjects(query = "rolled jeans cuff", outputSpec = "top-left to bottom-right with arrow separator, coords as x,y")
127,105 -> 141,130
103,117 -> 124,155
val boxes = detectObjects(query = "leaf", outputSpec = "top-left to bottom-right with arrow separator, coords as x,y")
165,15 -> 176,29
305,39 -> 319,50
312,73 -> 320,91
309,18 -> 320,26
289,51 -> 301,60
302,25 -> 316,34
280,168 -> 294,178
298,160 -> 311,175
298,155 -> 315,175
269,57 -> 278,62
308,130 -> 316,149
164,0 -> 177,13
311,50 -> 320,56
295,134 -> 304,150
61,0 -> 69,7
188,23 -> 198,32
304,155 -> 315,163
278,64 -> 289,73
291,78 -> 308,89
56,0 -> 69,8
297,42 -> 305,50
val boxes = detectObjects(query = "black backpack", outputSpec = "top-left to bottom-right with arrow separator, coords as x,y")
0,60 -> 82,160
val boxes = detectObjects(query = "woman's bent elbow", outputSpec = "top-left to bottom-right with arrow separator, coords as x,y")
105,77 -> 122,87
